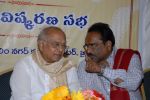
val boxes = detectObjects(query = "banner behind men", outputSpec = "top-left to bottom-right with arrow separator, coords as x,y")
0,0 -> 140,71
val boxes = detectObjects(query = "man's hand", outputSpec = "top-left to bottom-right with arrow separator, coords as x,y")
114,78 -> 124,85
85,56 -> 109,73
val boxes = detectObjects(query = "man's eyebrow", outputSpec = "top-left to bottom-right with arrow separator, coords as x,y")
52,41 -> 66,44
85,42 -> 97,44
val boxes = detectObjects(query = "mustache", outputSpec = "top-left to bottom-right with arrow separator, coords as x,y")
86,53 -> 95,57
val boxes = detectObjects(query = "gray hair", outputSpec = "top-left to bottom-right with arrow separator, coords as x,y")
37,26 -> 65,41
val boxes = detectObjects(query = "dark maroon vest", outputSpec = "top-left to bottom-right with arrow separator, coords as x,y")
110,49 -> 141,100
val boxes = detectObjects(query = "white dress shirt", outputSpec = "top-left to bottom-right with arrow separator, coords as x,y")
10,55 -> 80,100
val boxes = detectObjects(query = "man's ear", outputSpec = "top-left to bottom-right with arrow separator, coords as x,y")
106,40 -> 112,51
38,40 -> 44,51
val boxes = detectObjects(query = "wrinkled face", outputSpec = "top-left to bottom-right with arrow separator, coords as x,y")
84,32 -> 112,63
38,30 -> 66,63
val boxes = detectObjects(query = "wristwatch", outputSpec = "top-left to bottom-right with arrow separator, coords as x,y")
97,64 -> 106,76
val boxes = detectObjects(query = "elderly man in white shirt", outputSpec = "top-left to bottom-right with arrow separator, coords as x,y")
10,26 -> 80,100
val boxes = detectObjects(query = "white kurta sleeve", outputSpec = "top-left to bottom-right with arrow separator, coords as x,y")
10,60 -> 31,100
67,67 -> 81,92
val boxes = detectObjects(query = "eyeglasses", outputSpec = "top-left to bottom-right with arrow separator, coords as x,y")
44,40 -> 69,50
83,41 -> 103,51
51,42 -> 68,50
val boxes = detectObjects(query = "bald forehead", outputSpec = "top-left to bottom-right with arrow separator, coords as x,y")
44,27 -> 65,37
38,27 -> 66,41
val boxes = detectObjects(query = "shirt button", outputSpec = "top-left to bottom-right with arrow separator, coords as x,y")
108,88 -> 110,92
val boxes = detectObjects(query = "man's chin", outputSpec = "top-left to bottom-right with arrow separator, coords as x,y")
53,57 -> 62,62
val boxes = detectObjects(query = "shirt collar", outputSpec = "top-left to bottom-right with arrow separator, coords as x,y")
107,46 -> 117,68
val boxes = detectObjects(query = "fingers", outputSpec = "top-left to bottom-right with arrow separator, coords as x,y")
85,55 -> 107,73
85,54 -> 92,62
99,60 -> 109,66
85,53 -> 88,61
114,78 -> 124,85
85,60 -> 101,73
85,60 -> 93,72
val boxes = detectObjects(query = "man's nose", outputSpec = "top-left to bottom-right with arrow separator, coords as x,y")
57,45 -> 65,52
86,47 -> 93,54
